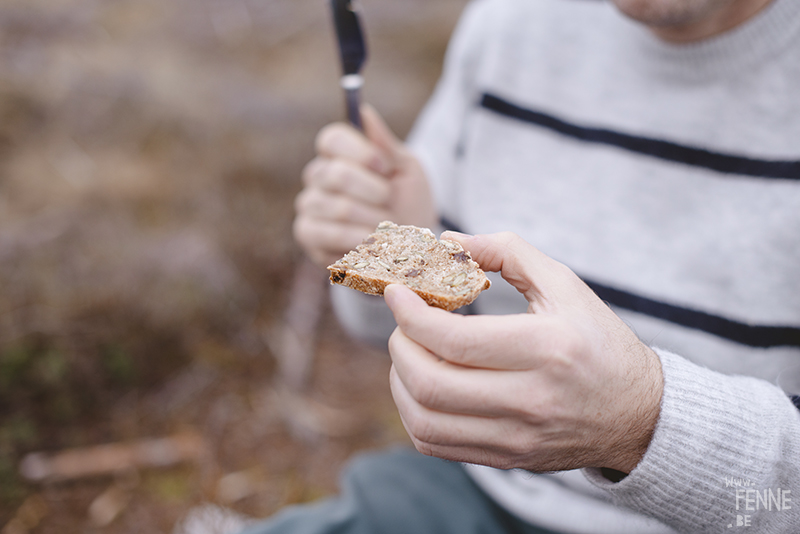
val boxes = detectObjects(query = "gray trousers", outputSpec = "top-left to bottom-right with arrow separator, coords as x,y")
239,447 -> 559,534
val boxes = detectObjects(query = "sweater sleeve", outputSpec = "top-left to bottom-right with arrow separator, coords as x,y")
585,348 -> 800,533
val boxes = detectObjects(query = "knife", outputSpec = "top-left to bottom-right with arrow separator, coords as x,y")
330,0 -> 368,131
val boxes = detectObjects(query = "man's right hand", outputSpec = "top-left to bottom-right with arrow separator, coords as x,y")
294,104 -> 437,267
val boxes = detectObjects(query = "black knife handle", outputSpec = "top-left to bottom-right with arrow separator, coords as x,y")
341,74 -> 364,131
345,87 -> 363,131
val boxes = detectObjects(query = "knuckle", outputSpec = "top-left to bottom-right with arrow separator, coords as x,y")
293,188 -> 314,213
387,329 -> 403,355
336,196 -> 361,223
553,321 -> 588,364
439,321 -> 470,364
413,439 -> 436,458
540,319 -> 578,362
389,311 -> 412,337
295,193 -> 327,224
301,158 -> 321,185
325,160 -> 351,191
326,195 -> 347,221
525,394 -> 553,425
497,231 -> 521,246
407,413 -> 437,445
506,435 -> 534,458
292,215 -> 310,242
567,332 -> 591,361
406,370 -> 439,409
492,454 -> 519,471
552,259 -> 579,283
315,124 -> 347,154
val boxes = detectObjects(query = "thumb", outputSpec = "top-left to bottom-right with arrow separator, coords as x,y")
441,231 -> 559,305
362,104 -> 404,166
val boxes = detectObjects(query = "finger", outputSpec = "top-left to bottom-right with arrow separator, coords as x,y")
295,188 -> 391,228
440,231 -> 570,305
388,327 -> 518,416
303,157 -> 392,206
315,122 -> 394,176
403,436 -> 519,470
293,217 -> 375,265
385,284 -> 564,370
390,365 -> 501,443
361,104 -> 403,158
390,367 -> 537,468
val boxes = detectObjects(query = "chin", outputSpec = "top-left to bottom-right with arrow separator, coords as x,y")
610,0 -> 726,27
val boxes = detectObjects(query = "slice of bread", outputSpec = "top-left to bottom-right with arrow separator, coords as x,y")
327,221 -> 491,311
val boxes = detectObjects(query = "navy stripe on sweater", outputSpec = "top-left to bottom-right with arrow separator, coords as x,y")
440,217 -> 800,349
480,93 -> 800,180
584,279 -> 800,349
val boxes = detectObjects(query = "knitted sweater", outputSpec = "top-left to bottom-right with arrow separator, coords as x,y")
331,0 -> 800,532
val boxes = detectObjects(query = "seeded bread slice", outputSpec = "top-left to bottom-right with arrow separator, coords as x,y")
327,221 -> 491,311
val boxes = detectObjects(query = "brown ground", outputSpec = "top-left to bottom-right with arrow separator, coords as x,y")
0,1 -> 469,532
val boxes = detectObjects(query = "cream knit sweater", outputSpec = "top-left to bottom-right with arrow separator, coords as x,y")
331,0 -> 800,532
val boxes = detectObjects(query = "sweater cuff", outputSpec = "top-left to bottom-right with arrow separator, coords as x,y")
584,348 -> 800,533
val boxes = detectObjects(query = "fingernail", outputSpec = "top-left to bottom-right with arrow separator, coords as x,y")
441,230 -> 470,240
384,284 -> 400,307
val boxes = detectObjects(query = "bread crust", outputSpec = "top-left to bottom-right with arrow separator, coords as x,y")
327,221 -> 490,311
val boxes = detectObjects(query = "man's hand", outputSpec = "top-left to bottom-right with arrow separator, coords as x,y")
294,105 -> 437,267
384,231 -> 663,474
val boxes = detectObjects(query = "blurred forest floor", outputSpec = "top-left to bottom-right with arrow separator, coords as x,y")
0,0 -> 468,532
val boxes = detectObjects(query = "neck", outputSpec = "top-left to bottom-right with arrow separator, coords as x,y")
650,0 -> 774,43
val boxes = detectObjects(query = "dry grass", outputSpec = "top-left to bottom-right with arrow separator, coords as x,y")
0,0 -> 468,532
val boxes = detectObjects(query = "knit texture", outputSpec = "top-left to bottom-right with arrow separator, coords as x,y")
585,350 -> 800,532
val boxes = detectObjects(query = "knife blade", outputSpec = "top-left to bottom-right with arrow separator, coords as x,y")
330,0 -> 368,131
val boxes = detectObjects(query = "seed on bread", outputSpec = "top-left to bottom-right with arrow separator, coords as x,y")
327,221 -> 491,311
443,272 -> 467,287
